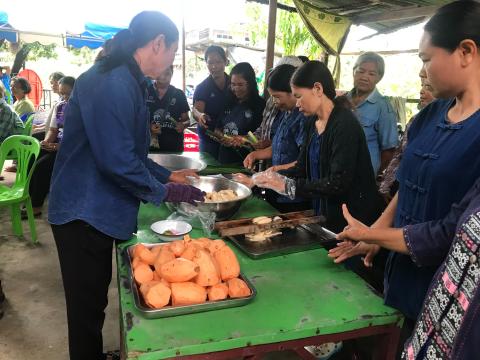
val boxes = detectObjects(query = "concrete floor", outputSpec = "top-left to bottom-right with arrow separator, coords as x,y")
0,163 -> 120,360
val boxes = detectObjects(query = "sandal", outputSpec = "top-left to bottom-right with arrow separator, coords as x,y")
305,342 -> 343,360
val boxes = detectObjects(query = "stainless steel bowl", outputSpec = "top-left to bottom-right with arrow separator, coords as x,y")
148,154 -> 207,172
168,176 -> 252,221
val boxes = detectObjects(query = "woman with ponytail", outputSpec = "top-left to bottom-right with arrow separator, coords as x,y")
48,12 -> 203,360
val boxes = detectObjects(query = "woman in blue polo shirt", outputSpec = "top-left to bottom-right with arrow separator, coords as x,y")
192,46 -> 231,159
330,0 -> 480,343
216,62 -> 265,164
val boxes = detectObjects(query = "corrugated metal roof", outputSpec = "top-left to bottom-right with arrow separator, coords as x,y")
297,0 -> 453,33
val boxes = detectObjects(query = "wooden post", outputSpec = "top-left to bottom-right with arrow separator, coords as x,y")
265,0 -> 277,96
181,8 -> 186,93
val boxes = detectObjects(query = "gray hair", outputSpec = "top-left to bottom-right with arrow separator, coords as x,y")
275,55 -> 303,68
0,82 -> 5,98
353,52 -> 385,80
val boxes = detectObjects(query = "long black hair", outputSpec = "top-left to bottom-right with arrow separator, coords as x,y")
425,1 -> 480,52
227,62 -> 263,111
98,11 -> 178,72
291,60 -> 350,109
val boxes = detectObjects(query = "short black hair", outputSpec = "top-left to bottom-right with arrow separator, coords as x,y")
267,64 -> 296,93
59,76 -> 76,88
12,77 -> 31,94
425,1 -> 480,52
204,45 -> 227,62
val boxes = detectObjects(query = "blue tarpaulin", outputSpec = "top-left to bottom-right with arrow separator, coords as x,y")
0,11 -> 18,43
66,22 -> 124,49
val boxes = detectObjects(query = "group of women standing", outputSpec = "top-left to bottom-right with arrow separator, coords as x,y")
43,1 -> 480,359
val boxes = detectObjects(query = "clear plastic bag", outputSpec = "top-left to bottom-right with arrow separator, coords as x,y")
166,202 -> 216,237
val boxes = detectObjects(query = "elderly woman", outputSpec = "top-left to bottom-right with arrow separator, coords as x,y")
0,82 -> 24,143
347,52 -> 399,176
11,77 -> 35,119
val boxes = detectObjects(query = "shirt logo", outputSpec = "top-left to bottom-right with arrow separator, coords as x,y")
210,93 -> 216,98
223,122 -> 239,136
245,110 -> 252,119
170,98 -> 177,106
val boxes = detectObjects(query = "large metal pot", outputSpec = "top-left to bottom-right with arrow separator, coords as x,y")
148,154 -> 206,172
167,176 -> 252,221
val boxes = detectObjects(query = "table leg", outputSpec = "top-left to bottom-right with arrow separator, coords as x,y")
372,325 -> 402,360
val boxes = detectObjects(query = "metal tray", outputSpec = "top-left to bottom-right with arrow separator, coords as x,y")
228,224 -> 337,259
124,243 -> 257,318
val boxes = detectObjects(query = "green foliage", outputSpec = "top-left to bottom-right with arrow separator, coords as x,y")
68,46 -> 96,66
25,42 -> 58,61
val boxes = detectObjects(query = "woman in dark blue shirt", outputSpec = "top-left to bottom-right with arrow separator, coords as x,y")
330,0 -> 480,339
147,66 -> 190,152
243,64 -> 310,212
48,12 -> 203,360
216,62 -> 265,164
192,46 -> 231,159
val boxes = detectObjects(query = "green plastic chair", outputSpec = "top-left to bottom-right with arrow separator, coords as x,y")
23,114 -> 35,136
0,135 -> 41,244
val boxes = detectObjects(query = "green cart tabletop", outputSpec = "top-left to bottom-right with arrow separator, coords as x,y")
116,198 -> 403,360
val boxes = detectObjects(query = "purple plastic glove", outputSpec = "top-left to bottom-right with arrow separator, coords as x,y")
164,183 -> 205,204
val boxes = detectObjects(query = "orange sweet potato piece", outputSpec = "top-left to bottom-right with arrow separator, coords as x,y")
213,245 -> 240,281
152,271 -> 161,281
131,257 -> 143,270
227,278 -> 251,298
134,263 -> 154,284
132,243 -> 148,258
170,240 -> 186,257
171,282 -> 207,306
150,245 -> 162,258
160,258 -> 199,283
207,283 -> 229,301
180,243 -> 199,261
193,249 -> 220,287
208,239 -> 226,254
140,281 -> 171,309
192,238 -> 211,248
154,246 -> 176,274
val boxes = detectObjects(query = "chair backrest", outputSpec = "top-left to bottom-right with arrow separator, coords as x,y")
0,135 -> 41,189
23,114 -> 35,136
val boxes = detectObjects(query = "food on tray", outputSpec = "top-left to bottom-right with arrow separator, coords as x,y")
227,278 -> 252,298
161,229 -> 177,236
245,230 -> 282,242
204,189 -> 238,202
130,238 -> 251,309
252,216 -> 272,225
171,282 -> 207,306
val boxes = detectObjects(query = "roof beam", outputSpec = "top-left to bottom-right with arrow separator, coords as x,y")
246,0 -> 297,13
352,4 -> 441,24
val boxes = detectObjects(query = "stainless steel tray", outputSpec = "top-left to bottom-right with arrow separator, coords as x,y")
124,243 -> 257,318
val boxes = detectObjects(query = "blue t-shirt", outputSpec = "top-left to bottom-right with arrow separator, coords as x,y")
308,132 -> 323,215
48,61 -> 172,240
217,98 -> 265,164
271,107 -> 306,167
193,74 -> 230,157
348,88 -> 399,174
384,99 -> 480,320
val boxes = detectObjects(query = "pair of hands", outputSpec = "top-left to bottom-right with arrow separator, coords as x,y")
328,204 -> 380,267
165,169 -> 204,204
40,141 -> 58,152
151,122 -> 187,135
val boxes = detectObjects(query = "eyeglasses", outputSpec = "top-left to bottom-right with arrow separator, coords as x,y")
231,82 -> 247,89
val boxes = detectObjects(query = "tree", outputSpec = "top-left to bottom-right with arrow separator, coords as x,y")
10,42 -> 57,75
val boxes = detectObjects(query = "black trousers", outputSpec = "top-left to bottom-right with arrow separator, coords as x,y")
29,149 -> 56,207
52,221 -> 118,360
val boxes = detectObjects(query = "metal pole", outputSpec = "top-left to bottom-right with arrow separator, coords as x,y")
265,0 -> 277,96
181,0 -> 186,92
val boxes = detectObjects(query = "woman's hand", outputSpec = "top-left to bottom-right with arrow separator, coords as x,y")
198,113 -> 211,128
252,170 -> 286,194
41,141 -> 58,152
336,204 -> 370,242
243,151 -> 258,169
328,241 -> 380,267
151,123 -> 161,135
232,173 -> 254,188
168,169 -> 199,184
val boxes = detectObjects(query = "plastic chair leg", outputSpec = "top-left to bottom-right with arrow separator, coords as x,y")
24,198 -> 38,244
10,204 -> 23,237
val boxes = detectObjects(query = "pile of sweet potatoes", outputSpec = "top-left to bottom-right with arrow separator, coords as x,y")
130,236 -> 251,309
